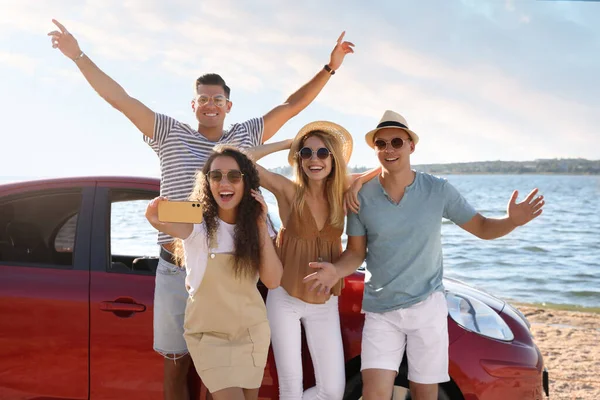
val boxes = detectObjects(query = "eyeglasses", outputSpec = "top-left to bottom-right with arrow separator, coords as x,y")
207,169 -> 244,184
196,94 -> 229,108
373,137 -> 411,151
298,147 -> 332,160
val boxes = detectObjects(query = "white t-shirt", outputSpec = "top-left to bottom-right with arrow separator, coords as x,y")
183,219 -> 276,296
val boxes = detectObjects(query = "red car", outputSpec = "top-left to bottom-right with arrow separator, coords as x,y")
0,176 -> 549,400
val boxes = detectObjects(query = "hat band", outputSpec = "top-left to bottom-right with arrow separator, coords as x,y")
377,121 -> 408,130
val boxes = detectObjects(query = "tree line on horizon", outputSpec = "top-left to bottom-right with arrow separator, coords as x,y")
269,158 -> 600,176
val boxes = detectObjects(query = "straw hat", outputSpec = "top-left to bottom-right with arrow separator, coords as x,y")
288,121 -> 353,165
365,110 -> 419,148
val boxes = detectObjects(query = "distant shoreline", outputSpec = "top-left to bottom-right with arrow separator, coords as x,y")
269,158 -> 600,176
1,158 -> 599,181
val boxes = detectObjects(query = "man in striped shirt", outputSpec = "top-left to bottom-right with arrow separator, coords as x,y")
49,18 -> 354,400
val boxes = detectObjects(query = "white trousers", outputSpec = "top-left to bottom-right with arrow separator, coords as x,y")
266,286 -> 346,400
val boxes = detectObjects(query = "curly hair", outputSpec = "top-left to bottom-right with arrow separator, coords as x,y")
173,145 -> 273,278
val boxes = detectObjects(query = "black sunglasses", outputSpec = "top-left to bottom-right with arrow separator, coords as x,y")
298,147 -> 332,160
373,137 -> 411,151
207,169 -> 244,183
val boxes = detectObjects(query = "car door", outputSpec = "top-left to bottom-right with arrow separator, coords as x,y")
0,184 -> 94,400
88,183 -> 165,399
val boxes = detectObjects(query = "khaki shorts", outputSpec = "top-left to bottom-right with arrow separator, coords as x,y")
360,291 -> 450,384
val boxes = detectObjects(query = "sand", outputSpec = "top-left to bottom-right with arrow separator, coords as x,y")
516,305 -> 600,400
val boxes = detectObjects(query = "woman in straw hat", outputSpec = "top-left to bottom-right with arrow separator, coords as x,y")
247,121 -> 379,400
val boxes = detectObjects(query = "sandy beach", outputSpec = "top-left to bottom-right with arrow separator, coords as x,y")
515,304 -> 600,400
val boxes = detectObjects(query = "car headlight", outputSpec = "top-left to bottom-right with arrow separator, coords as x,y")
507,303 -> 531,329
446,292 -> 514,341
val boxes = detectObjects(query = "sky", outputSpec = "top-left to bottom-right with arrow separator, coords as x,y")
0,0 -> 599,179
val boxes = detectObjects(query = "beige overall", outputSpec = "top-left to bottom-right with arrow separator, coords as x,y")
183,253 -> 270,393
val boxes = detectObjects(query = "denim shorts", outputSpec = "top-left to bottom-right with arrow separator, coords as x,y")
153,255 -> 189,359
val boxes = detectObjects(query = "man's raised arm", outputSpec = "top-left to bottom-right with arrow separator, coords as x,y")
261,32 -> 355,142
48,19 -> 155,139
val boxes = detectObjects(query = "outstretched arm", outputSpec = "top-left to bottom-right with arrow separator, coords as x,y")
347,167 -> 382,187
246,140 -> 296,203
246,139 -> 294,162
460,188 -> 544,240
145,197 -> 193,240
344,167 -> 382,214
261,32 -> 355,142
48,19 -> 155,138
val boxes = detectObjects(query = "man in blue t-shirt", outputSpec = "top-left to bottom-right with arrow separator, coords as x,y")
305,110 -> 544,400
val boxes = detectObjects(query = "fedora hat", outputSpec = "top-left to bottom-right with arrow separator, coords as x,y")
288,121 -> 353,165
365,110 -> 419,148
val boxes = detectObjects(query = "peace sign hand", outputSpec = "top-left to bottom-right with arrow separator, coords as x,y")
47,19 -> 82,61
328,31 -> 355,72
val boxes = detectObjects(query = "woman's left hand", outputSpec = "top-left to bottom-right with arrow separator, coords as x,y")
344,178 -> 363,214
251,189 -> 269,226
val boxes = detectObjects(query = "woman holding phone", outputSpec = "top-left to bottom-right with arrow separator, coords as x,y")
146,145 -> 283,400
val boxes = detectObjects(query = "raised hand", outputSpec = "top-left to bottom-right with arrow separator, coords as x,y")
47,19 -> 82,60
251,189 -> 269,226
507,188 -> 544,227
328,31 -> 355,71
303,261 -> 339,294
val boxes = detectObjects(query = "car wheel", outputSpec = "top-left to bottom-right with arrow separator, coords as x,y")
343,373 -> 453,400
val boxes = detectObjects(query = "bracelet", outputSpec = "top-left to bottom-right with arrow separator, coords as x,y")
323,64 -> 335,75
73,51 -> 85,62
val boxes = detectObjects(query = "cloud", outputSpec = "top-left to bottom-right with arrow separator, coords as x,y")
505,0 -> 516,12
0,52 -> 38,75
1,0 -> 598,167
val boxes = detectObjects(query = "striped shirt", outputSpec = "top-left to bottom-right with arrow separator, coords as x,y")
145,113 -> 264,245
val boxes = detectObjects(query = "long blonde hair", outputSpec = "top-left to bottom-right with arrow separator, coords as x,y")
292,131 -> 348,229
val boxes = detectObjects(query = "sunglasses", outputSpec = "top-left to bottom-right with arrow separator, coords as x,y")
298,147 -> 332,160
196,94 -> 229,108
373,137 -> 411,151
207,169 -> 244,184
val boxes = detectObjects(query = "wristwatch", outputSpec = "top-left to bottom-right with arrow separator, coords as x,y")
323,64 -> 335,75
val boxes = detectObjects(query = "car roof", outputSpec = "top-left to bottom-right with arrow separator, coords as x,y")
0,176 -> 160,195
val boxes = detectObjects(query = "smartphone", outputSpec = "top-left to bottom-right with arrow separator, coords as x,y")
158,201 -> 204,224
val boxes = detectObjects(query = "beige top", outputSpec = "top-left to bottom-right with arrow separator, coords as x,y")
184,253 -> 267,337
276,202 -> 344,304
183,253 -> 270,393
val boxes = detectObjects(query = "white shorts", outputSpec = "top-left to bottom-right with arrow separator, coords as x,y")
360,291 -> 450,384
153,256 -> 189,358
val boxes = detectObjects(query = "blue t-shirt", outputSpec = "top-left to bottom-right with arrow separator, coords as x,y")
346,171 -> 477,313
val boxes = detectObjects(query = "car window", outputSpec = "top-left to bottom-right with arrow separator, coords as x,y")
0,190 -> 82,268
109,191 -> 159,275
55,214 -> 77,253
